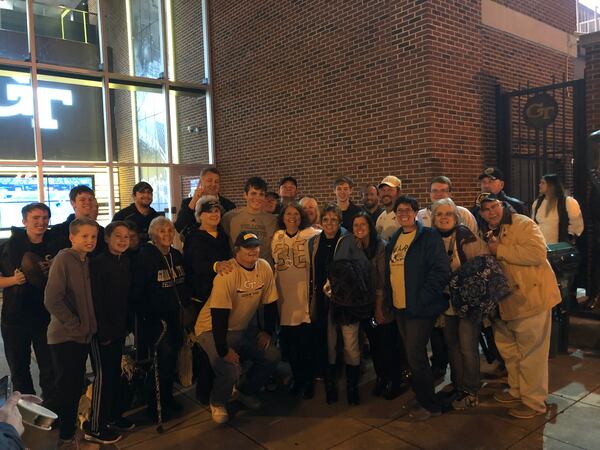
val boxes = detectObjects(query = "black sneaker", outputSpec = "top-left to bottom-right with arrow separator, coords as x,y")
83,427 -> 122,444
108,416 -> 136,431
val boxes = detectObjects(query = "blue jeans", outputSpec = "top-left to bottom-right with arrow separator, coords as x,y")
198,329 -> 280,406
443,315 -> 481,395
395,310 -> 439,412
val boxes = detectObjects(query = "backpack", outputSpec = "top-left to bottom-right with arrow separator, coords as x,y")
328,258 -> 374,325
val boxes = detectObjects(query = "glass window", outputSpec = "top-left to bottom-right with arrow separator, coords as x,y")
38,76 -> 106,162
103,0 -> 132,75
169,91 -> 209,164
42,165 -> 111,226
0,167 -> 39,238
33,0 -> 101,70
0,71 -> 36,160
0,0 -> 29,61
140,166 -> 170,216
131,0 -> 164,78
167,0 -> 205,83
136,90 -> 167,163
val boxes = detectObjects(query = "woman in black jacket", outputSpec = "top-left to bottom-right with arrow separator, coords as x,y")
183,196 -> 231,403
385,196 -> 451,421
131,216 -> 189,419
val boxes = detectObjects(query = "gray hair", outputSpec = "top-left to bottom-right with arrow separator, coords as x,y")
148,216 -> 175,241
430,198 -> 462,227
194,195 -> 222,223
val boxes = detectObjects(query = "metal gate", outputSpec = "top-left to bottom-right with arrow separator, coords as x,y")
496,78 -> 587,205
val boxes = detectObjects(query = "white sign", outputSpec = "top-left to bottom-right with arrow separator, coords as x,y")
0,77 -> 73,130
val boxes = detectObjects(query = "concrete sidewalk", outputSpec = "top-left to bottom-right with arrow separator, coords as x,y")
16,349 -> 600,450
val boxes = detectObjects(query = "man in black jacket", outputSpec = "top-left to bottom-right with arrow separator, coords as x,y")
113,181 -> 161,243
174,167 -> 236,237
472,168 -> 527,216
47,185 -> 106,256
0,203 -> 58,414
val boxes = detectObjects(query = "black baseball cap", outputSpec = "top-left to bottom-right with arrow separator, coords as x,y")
133,181 -> 153,194
477,192 -> 501,206
195,196 -> 223,215
279,176 -> 298,187
234,231 -> 261,248
478,167 -> 504,181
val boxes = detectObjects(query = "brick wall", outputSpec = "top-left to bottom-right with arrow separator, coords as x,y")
209,0 -> 576,208
582,34 -> 600,134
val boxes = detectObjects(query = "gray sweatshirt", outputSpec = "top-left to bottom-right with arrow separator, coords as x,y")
44,248 -> 97,344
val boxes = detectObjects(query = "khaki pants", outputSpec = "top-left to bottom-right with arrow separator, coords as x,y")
493,310 -> 551,412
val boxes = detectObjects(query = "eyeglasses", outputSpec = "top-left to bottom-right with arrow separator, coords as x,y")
430,188 -> 450,194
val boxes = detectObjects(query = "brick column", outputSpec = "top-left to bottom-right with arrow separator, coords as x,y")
579,31 -> 600,299
580,32 -> 600,135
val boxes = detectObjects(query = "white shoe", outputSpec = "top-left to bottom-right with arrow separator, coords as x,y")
232,387 -> 261,410
210,404 -> 229,424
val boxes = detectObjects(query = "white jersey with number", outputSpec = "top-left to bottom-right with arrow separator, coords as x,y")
271,228 -> 319,326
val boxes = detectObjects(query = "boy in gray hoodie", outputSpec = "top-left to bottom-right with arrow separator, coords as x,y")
44,217 -> 98,449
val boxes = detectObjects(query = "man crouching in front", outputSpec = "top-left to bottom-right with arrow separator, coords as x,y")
195,231 -> 280,424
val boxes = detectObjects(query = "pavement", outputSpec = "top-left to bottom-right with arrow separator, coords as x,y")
13,348 -> 600,450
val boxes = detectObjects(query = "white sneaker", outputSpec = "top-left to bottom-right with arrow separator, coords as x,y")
232,387 -> 261,410
210,404 -> 229,424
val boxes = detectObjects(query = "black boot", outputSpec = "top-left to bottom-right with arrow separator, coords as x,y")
372,377 -> 386,397
346,365 -> 360,405
325,365 -> 338,404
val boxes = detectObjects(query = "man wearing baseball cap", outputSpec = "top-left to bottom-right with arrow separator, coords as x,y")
474,168 -> 527,216
478,194 -> 560,419
375,175 -> 402,241
195,231 -> 280,425
113,181 -> 161,242
277,176 -> 299,214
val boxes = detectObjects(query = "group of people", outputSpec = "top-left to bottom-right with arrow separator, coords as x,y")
0,165 -> 584,448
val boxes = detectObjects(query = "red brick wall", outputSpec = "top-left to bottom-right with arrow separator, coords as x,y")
209,0 -> 576,208
583,35 -> 600,134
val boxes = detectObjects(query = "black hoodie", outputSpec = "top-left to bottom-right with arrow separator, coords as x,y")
90,251 -> 131,341
130,243 -> 189,323
0,227 -> 53,323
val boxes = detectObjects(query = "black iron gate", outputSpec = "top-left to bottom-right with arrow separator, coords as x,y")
496,78 -> 587,205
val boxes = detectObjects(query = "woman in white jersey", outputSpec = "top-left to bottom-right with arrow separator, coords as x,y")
272,203 -> 320,398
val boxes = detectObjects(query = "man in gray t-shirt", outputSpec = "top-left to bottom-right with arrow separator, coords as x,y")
221,177 -> 277,263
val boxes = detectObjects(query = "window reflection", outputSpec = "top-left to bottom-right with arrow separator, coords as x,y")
131,0 -> 164,78
136,90 -> 166,163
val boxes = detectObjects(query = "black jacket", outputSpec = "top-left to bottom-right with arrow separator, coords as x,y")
341,202 -> 362,231
130,243 -> 189,322
90,251 -> 131,341
113,203 -> 161,242
174,195 -> 236,235
384,221 -> 451,318
47,213 -> 106,257
183,226 -> 231,303
0,227 -> 53,323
